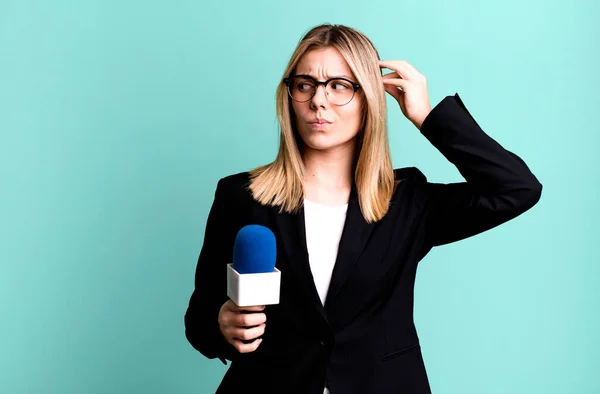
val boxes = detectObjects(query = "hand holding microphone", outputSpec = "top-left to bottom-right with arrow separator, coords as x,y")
218,224 -> 280,353
218,300 -> 266,353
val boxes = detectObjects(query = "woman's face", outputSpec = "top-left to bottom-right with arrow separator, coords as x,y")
291,47 -> 364,153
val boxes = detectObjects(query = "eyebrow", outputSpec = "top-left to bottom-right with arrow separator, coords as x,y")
295,72 -> 355,80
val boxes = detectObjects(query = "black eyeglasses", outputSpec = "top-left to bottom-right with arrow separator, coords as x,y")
283,74 -> 361,106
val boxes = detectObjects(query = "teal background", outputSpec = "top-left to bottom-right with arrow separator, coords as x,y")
1,0 -> 598,393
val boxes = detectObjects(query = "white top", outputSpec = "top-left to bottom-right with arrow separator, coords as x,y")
303,198 -> 348,394
303,198 -> 348,305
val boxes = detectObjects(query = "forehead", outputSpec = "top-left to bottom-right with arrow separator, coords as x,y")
295,47 -> 354,78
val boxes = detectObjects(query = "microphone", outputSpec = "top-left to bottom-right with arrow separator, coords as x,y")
226,224 -> 281,307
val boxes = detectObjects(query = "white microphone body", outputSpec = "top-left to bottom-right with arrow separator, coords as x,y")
226,263 -> 281,307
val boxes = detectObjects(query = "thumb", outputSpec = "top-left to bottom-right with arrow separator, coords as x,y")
225,298 -> 241,312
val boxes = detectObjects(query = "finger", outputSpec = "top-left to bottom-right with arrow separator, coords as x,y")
379,60 -> 411,79
384,83 -> 403,102
238,304 -> 266,313
221,310 -> 265,327
382,78 -> 408,90
397,60 -> 423,78
381,66 -> 404,80
232,337 -> 263,353
382,71 -> 401,80
379,60 -> 418,80
221,323 -> 263,343
225,301 -> 265,314
233,311 -> 267,327
233,323 -> 266,341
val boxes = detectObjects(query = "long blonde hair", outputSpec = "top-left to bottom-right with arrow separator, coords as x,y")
248,23 -> 397,223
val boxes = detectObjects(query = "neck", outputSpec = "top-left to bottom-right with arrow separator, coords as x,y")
302,140 -> 356,205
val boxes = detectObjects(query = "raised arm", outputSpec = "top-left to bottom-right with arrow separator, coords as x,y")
418,93 -> 542,247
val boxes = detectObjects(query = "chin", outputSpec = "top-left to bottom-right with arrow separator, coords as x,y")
301,134 -> 356,152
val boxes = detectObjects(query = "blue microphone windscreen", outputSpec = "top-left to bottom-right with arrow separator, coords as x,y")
232,225 -> 277,274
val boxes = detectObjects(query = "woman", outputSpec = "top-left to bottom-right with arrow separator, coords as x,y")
184,23 -> 542,394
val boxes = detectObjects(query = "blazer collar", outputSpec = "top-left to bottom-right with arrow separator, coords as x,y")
271,184 -> 375,322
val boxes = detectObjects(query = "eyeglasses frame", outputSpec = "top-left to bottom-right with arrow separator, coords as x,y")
283,74 -> 361,106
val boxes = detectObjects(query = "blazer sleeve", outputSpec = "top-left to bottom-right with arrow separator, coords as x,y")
417,93 -> 543,247
184,178 -> 238,365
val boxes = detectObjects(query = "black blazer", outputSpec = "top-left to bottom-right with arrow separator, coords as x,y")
184,94 -> 542,394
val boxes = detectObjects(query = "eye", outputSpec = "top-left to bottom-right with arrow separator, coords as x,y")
295,78 -> 315,92
331,80 -> 352,90
297,82 -> 313,91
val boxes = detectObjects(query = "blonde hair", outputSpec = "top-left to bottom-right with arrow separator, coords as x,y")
248,23 -> 397,223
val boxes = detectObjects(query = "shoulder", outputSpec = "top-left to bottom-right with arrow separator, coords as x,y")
392,167 -> 431,210
217,171 -> 251,190
393,167 -> 427,183
213,171 -> 254,204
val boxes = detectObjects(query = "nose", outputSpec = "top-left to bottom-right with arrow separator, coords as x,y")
310,84 -> 328,109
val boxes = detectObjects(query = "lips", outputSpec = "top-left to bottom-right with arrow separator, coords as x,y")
308,121 -> 332,129
309,119 -> 332,125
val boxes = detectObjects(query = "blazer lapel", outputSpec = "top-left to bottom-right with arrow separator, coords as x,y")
271,204 -> 328,322
325,185 -> 375,305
